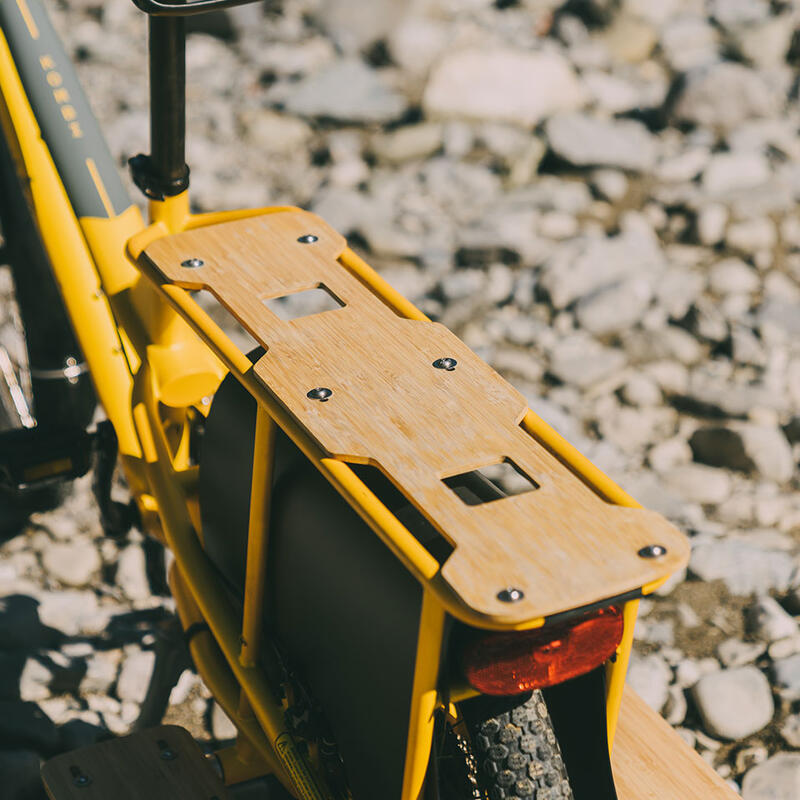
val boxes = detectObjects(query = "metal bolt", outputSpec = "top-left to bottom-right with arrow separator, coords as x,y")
638,544 -> 667,559
497,587 -> 524,603
307,387 -> 332,402
181,257 -> 204,268
297,234 -> 319,244
160,748 -> 177,761
433,357 -> 457,371
70,766 -> 91,788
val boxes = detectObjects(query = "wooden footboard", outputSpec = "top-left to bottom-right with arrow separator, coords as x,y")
613,686 -> 738,799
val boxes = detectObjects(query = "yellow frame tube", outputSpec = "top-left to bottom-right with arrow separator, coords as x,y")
0,30 -> 140,457
240,404 -> 277,669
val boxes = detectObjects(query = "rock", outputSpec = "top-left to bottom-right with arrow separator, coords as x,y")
40,540 -> 101,588
656,146 -> 710,183
541,228 -> 665,309
211,702 -> 237,741
736,15 -> 795,69
648,438 -> 692,472
747,596 -> 799,643
626,653 -> 671,712
727,218 -> 776,254
574,277 -> 653,336
772,654 -> 800,695
423,49 -> 583,127
717,638 -> 767,668
240,111 -> 312,156
760,298 -> 800,340
662,464 -> 732,505
0,702 -> 59,754
0,749 -> 47,800
116,545 -> 151,602
371,124 -> 442,164
660,16 -> 720,71
742,753 -> 800,800
116,649 -> 155,704
317,0 -> 405,54
81,650 -> 121,695
548,335 -> 627,389
282,58 -> 406,123
19,659 -> 51,702
708,258 -> 759,295
690,425 -> 794,483
673,62 -> 783,133
691,666 -> 774,740
690,538 -> 797,595
702,151 -> 770,195
37,591 -> 99,637
621,374 -> 662,407
781,714 -> 800,748
545,113 -> 657,172
697,204 -> 728,246
663,685 -> 688,726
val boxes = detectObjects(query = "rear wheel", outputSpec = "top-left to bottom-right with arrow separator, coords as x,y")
439,691 -> 574,800
469,691 -> 573,800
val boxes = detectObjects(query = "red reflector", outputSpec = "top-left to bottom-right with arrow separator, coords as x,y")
462,606 -> 624,695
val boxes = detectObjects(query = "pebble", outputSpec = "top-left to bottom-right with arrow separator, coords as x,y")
548,335 -> 627,389
691,667 -> 774,740
545,113 -> 658,172
747,596 -> 799,643
625,653 -> 671,712
40,541 -> 101,588
717,639 -> 767,668
116,649 -> 156,704
742,754 -> 800,800
283,58 -> 406,123
115,545 -> 151,602
423,50 -> 583,127
662,464 -> 732,505
780,714 -> 800,748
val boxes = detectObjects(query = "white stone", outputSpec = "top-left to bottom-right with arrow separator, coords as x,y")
709,258 -> 760,295
747,596 -> 799,643
662,464 -> 732,505
116,649 -> 156,704
41,540 -> 101,588
626,653 -> 671,712
116,545 -> 151,602
545,113 -> 657,172
423,49 -> 583,127
703,151 -> 771,195
691,666 -> 774,740
743,754 -> 800,800
697,204 -> 728,246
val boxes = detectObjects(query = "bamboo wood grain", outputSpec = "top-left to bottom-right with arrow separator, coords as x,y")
142,210 -> 689,622
613,687 -> 739,799
41,725 -> 229,800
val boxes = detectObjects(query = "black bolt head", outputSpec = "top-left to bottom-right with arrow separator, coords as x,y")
160,749 -> 177,761
181,257 -> 204,268
497,587 -> 524,603
638,544 -> 667,558
297,234 -> 319,243
433,357 -> 457,371
307,387 -> 332,401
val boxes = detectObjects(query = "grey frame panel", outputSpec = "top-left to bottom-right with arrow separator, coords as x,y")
0,0 -> 131,218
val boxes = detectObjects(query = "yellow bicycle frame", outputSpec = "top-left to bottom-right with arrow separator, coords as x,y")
0,14 -> 669,798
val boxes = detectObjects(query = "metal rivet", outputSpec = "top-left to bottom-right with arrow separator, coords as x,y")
297,234 -> 319,244
158,739 -> 177,760
433,357 -> 457,371
181,257 -> 204,268
307,387 -> 332,402
638,544 -> 667,558
70,766 -> 91,788
497,587 -> 524,603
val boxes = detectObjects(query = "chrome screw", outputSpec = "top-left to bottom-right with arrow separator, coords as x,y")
160,748 -> 177,761
638,544 -> 667,558
297,234 -> 319,244
181,257 -> 204,268
433,357 -> 457,371
307,387 -> 332,402
497,587 -> 524,603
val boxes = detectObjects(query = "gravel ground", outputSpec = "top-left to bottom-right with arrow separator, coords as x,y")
2,0 -> 800,797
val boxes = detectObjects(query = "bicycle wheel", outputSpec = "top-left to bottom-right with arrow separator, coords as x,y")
459,691 -> 574,800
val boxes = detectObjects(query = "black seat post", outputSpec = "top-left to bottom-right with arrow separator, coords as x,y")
130,9 -> 190,199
